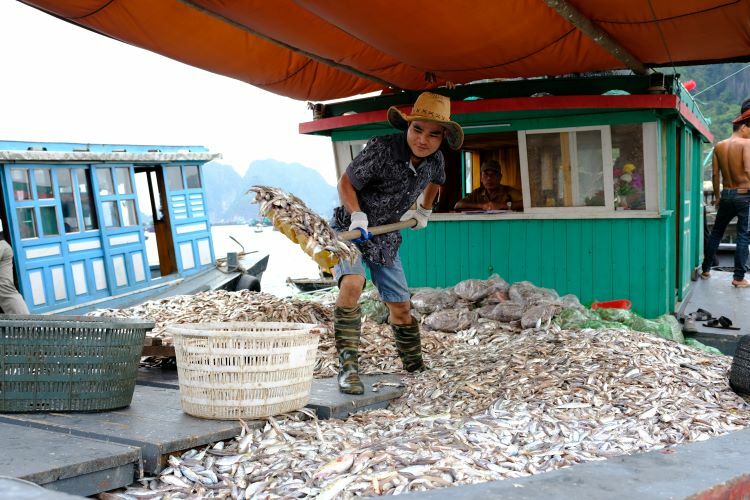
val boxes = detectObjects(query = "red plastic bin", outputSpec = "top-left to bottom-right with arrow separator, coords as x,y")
590,299 -> 632,310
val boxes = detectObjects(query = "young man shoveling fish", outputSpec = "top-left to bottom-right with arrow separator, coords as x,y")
329,92 -> 464,394
252,92 -> 463,395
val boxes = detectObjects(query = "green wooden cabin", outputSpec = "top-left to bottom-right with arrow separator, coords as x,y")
301,75 -> 712,318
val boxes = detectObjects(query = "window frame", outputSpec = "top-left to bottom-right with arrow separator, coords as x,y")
332,140 -> 368,179
73,167 -> 100,232
11,166 -> 61,239
94,165 -> 139,229
518,123 -> 659,216
11,166 -> 104,240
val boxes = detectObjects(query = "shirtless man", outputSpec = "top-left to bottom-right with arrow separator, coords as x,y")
701,102 -> 750,287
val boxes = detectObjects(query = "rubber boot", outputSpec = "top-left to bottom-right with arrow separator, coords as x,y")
391,319 -> 426,372
334,305 -> 364,395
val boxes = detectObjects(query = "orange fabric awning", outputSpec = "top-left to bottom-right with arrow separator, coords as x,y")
23,0 -> 750,101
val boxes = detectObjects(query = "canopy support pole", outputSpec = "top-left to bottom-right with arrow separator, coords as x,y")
175,0 -> 399,90
543,0 -> 649,75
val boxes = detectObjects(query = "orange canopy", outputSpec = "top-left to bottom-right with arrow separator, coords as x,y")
23,0 -> 750,101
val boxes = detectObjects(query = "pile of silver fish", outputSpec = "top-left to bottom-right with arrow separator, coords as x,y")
116,325 -> 750,499
89,290 -> 332,340
249,185 -> 359,266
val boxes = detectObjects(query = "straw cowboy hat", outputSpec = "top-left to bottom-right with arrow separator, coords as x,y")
387,92 -> 464,150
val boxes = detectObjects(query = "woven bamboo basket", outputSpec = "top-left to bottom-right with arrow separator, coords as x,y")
167,322 -> 322,419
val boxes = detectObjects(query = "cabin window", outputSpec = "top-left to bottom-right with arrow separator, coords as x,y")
184,165 -> 201,189
120,200 -> 138,226
102,201 -> 121,228
11,167 -> 101,239
167,166 -> 184,191
96,168 -> 115,196
58,169 -> 79,233
17,208 -> 37,239
333,140 -> 368,179
35,169 -> 54,199
11,169 -> 32,201
463,151 -> 474,195
520,126 -> 612,211
116,167 -> 133,194
40,206 -> 59,236
611,124 -> 646,210
518,123 -> 658,214
76,168 -> 99,230
96,166 -> 138,229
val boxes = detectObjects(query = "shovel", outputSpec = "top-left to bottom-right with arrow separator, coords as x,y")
336,219 -> 416,241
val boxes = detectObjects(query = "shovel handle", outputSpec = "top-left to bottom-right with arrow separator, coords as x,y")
338,219 -> 416,241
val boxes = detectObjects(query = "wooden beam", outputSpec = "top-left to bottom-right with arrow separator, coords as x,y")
543,0 -> 649,75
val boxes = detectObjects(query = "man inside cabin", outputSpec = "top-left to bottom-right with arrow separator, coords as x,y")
701,98 -> 750,288
454,159 -> 523,211
330,92 -> 463,395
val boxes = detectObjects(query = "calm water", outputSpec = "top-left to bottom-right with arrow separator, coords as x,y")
144,224 -> 321,297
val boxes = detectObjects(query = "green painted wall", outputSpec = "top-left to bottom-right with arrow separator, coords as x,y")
400,216 -> 673,318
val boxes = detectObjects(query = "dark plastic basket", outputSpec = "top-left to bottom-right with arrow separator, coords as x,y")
0,315 -> 154,412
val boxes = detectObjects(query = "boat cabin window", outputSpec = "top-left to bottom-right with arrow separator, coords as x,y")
95,166 -> 139,228
120,199 -> 138,226
184,165 -> 202,189
96,168 -> 115,196
58,169 -> 79,233
11,169 -> 32,201
11,167 -> 100,239
76,168 -> 99,231
514,122 -> 657,214
39,206 -> 59,235
34,169 -> 54,199
167,166 -> 184,191
520,126 -> 613,211
116,167 -> 134,194
17,207 -> 36,239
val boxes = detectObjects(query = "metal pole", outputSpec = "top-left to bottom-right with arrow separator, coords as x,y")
543,0 -> 649,75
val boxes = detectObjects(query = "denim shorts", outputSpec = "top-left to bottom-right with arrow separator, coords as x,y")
332,253 -> 411,303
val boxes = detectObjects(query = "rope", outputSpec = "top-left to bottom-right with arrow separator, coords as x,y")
647,0 -> 676,75
694,63 -> 750,97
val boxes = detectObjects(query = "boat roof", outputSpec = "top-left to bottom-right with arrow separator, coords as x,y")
22,1 -> 750,101
0,140 -> 220,163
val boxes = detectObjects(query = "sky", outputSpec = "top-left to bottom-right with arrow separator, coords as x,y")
0,1 -> 339,185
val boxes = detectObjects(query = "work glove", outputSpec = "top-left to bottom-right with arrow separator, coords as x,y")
349,211 -> 371,243
400,193 -> 432,230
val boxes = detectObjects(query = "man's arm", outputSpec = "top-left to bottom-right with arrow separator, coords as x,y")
712,149 -> 721,206
421,183 -> 440,209
454,198 -> 483,210
744,141 -> 750,181
454,189 -> 484,210
338,172 -> 362,214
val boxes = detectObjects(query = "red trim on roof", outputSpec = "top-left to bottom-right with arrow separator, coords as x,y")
678,101 -> 714,142
299,94 -> 682,134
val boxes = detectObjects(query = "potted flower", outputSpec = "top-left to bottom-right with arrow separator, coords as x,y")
613,163 -> 644,209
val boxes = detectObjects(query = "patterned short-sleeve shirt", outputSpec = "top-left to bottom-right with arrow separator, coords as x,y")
332,132 -> 446,266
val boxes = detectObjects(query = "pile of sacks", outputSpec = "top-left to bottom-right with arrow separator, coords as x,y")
364,275 -> 584,332
358,276 -> 720,354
